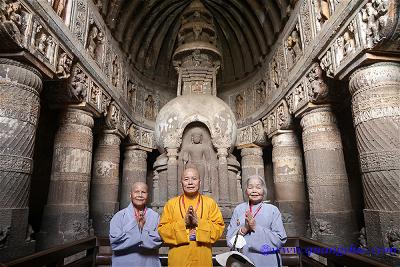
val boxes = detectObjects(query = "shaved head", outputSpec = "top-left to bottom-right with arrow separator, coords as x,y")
131,182 -> 148,193
130,182 -> 148,209
181,167 -> 200,181
181,167 -> 201,198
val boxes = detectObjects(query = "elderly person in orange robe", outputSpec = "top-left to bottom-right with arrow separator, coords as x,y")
158,167 -> 225,266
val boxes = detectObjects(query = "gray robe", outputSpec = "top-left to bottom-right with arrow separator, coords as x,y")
227,202 -> 287,267
109,203 -> 162,267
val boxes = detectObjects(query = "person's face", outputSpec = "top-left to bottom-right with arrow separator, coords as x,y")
130,183 -> 148,208
181,168 -> 200,197
246,178 -> 264,204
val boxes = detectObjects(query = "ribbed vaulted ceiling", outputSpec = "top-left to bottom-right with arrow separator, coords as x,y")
96,0 -> 293,86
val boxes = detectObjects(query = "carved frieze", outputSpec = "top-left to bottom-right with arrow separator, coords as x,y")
86,17 -> 104,64
262,99 -> 292,138
236,120 -> 267,146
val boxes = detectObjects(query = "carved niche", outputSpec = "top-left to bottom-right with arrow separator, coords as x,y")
178,123 -> 218,196
30,19 -> 57,65
359,0 -> 389,48
86,18 -> 104,63
56,50 -> 73,79
285,23 -> 303,69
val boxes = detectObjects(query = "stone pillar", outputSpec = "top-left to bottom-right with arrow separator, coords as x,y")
240,147 -> 265,196
217,148 -> 229,202
166,148 -> 178,198
271,130 -> 307,237
0,58 -> 42,261
120,146 -> 148,208
300,106 -> 357,246
38,108 -> 94,249
349,62 -> 400,249
90,131 -> 121,236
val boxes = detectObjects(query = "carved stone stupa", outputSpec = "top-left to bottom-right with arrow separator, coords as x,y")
153,0 -> 240,217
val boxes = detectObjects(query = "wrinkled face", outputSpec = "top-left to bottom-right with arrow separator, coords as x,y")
245,178 -> 264,204
130,183 -> 148,208
181,168 -> 200,197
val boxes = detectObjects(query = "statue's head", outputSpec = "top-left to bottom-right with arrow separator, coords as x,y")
191,133 -> 202,144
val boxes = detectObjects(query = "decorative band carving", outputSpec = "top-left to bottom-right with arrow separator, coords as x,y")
0,58 -> 42,91
349,63 -> 400,95
0,154 -> 33,173
360,150 -> 400,173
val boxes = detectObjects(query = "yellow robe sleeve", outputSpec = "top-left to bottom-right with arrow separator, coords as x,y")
158,198 -> 189,246
196,197 -> 225,244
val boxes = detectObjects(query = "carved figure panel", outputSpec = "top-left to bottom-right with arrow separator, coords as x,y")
86,19 -> 104,63
69,65 -> 88,102
360,0 -> 389,48
30,20 -> 57,65
56,50 -> 73,79
285,23 -> 303,69
0,0 -> 30,47
235,93 -> 244,119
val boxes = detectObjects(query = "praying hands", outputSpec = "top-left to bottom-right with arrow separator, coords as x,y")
185,205 -> 198,229
137,210 -> 146,230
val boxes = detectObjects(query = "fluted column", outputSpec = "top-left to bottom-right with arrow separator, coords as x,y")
38,108 -> 94,249
90,131 -> 121,236
272,130 -> 307,237
0,58 -> 42,261
217,148 -> 229,202
349,62 -> 400,248
120,146 -> 148,208
166,148 -> 178,198
300,106 -> 357,246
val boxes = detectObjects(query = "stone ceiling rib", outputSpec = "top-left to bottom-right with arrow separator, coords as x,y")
99,0 -> 289,85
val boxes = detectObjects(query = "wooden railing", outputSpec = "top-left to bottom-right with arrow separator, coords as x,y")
297,237 -> 396,267
3,237 -> 96,267
2,236 -> 397,267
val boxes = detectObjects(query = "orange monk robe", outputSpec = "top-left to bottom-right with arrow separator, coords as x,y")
158,194 -> 225,267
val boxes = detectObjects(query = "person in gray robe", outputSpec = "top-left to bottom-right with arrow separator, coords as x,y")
109,182 -> 162,267
227,175 -> 287,267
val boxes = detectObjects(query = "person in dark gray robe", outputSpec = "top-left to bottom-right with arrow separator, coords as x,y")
227,176 -> 287,267
109,182 -> 162,267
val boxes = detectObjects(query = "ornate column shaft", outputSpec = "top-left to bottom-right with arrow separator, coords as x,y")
217,148 -> 229,202
240,147 -> 265,194
166,148 -> 178,198
300,106 -> 357,246
272,130 -> 307,237
0,58 -> 42,260
349,62 -> 400,249
38,108 -> 94,249
90,131 -> 121,236
120,146 -> 148,208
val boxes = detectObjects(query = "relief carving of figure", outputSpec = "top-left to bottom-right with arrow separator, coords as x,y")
56,52 -> 72,79
180,128 -> 216,193
335,35 -> 344,64
87,23 -> 103,60
144,94 -> 155,120
45,36 -> 56,63
271,59 -> 280,89
316,219 -> 333,235
111,55 -> 119,87
128,81 -> 137,108
313,0 -> 330,31
70,67 -> 88,101
0,1 -> 23,45
255,80 -> 266,106
37,33 -> 48,54
235,94 -> 244,119
286,27 -> 302,66
308,64 -> 329,104
343,29 -> 355,56
361,0 -> 388,48
54,0 -> 67,17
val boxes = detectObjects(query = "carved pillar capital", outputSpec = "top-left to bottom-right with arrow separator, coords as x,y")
240,147 -> 263,158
